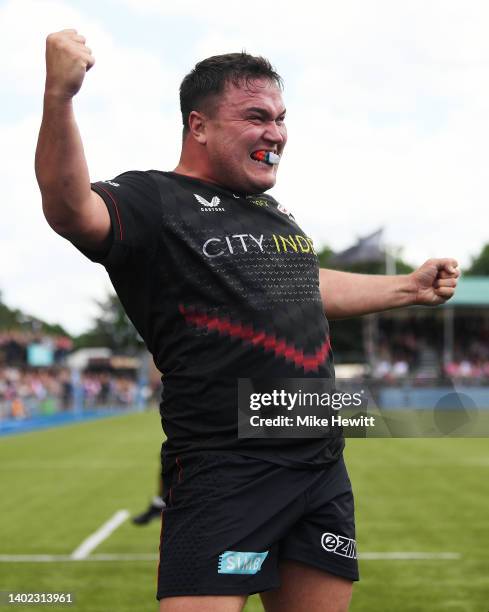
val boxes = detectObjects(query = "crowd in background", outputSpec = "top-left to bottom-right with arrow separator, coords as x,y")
370,314 -> 489,381
1,312 -> 488,420
0,331 -> 72,365
0,366 -> 149,421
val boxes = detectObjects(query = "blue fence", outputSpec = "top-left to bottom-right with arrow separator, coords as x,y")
378,385 -> 489,410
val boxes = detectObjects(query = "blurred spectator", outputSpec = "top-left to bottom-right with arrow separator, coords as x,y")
0,366 -> 143,421
0,331 -> 73,366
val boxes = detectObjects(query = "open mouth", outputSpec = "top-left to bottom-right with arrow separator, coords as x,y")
250,150 -> 281,166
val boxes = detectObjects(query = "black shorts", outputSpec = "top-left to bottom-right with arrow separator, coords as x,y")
157,453 -> 358,599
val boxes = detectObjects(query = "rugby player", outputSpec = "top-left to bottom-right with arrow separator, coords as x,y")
35,30 -> 459,612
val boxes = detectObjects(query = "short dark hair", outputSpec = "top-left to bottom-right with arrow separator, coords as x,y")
179,52 -> 283,132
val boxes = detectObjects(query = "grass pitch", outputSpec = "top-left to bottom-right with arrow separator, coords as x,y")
0,411 -> 488,611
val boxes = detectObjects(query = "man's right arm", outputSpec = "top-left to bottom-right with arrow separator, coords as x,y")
35,29 -> 110,251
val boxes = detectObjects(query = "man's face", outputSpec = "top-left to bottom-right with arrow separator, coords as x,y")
203,79 -> 287,194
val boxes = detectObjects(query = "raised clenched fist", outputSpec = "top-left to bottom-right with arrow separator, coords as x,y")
410,258 -> 460,306
44,29 -> 95,99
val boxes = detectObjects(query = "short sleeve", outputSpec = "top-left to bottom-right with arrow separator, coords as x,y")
76,170 -> 161,269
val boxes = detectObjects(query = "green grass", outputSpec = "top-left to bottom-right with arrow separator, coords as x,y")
0,412 -> 488,611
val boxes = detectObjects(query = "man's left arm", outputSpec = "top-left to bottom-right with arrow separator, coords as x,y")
319,258 -> 460,320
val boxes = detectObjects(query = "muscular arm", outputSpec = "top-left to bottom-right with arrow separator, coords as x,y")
35,30 -> 110,250
320,259 -> 460,320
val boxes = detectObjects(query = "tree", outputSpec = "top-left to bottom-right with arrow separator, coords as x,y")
75,293 -> 144,353
317,245 -> 334,268
465,243 -> 489,275
0,289 -> 69,335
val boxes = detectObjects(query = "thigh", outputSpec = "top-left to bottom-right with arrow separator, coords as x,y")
280,457 -> 359,583
157,453 -> 308,600
160,594 -> 247,612
260,560 -> 353,612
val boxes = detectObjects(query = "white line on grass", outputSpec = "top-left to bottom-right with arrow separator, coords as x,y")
70,510 -> 130,560
0,552 -> 461,563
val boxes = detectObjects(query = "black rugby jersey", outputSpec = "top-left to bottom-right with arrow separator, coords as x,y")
82,171 -> 344,468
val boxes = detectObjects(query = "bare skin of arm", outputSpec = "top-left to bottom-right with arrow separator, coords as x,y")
35,29 -> 110,250
320,258 -> 460,320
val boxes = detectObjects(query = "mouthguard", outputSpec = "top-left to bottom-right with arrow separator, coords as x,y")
251,150 -> 281,165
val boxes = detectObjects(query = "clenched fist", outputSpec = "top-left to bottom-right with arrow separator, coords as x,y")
410,258 -> 460,306
44,29 -> 95,99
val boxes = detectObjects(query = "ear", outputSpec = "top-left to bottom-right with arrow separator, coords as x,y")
188,111 -> 208,144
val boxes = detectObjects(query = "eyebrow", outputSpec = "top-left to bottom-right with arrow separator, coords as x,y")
245,107 -> 287,118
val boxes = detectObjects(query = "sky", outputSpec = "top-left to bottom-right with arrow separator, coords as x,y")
1,0 -> 489,335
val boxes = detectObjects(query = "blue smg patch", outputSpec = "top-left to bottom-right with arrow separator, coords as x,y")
218,550 -> 269,575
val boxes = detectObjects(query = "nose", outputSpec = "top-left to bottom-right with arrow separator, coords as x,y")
264,120 -> 286,146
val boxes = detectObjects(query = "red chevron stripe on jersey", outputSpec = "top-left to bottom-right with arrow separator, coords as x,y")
179,304 -> 331,373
